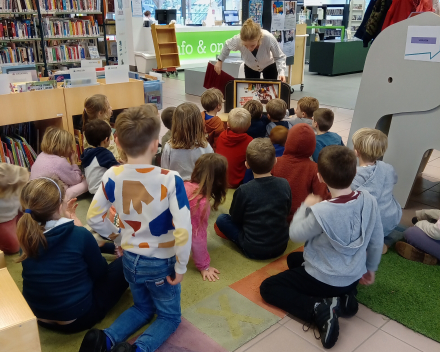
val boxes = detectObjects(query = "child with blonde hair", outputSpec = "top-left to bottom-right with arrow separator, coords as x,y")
162,102 -> 214,180
185,153 -> 228,282
18,177 -> 127,333
216,107 -> 253,188
0,164 -> 29,254
200,88 -> 225,149
31,127 -> 88,200
351,128 -> 402,253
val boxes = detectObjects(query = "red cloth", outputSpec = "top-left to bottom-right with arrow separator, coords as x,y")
203,62 -> 234,96
382,0 -> 433,31
216,128 -> 253,188
272,123 -> 330,221
201,111 -> 225,151
0,214 -> 21,254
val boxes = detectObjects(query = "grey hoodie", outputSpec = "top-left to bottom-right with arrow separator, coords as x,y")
351,161 -> 402,237
290,191 -> 384,287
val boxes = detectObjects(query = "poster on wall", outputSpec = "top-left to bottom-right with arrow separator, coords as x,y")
284,1 -> 296,29
272,30 -> 284,50
131,0 -> 143,17
249,0 -> 264,26
282,29 -> 295,56
271,1 -> 285,31
235,81 -> 280,112
115,0 -> 128,65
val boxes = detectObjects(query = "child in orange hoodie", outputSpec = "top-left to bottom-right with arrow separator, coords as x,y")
201,88 -> 225,150
272,123 -> 330,221
216,108 -> 253,188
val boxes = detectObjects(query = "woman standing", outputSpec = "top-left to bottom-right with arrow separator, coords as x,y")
214,18 -> 287,82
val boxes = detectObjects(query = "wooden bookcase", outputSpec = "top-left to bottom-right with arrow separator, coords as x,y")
151,24 -> 180,69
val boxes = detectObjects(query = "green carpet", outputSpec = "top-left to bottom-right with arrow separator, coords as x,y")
357,248 -> 440,343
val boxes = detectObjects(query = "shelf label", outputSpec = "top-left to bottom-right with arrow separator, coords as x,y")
405,26 -> 440,62
10,71 -> 33,83
81,60 -> 103,68
69,67 -> 97,85
105,65 -> 129,84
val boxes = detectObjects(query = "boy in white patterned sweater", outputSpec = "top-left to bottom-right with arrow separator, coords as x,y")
80,106 -> 192,352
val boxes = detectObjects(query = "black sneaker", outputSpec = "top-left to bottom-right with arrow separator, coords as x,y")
79,329 -> 108,352
412,217 -> 418,225
340,291 -> 358,318
111,342 -> 137,352
314,297 -> 340,349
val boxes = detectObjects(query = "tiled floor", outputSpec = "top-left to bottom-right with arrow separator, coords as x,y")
159,76 -> 440,352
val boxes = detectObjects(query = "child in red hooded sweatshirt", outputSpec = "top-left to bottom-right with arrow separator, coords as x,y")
272,123 -> 330,221
200,88 -> 225,150
216,108 -> 253,188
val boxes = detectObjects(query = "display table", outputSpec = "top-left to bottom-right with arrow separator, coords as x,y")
309,40 -> 370,76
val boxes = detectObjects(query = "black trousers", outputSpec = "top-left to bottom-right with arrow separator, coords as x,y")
38,257 -> 129,333
260,252 -> 359,323
244,62 -> 278,80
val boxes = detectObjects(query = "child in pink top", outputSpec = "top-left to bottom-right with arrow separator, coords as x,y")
184,153 -> 228,282
31,127 -> 87,200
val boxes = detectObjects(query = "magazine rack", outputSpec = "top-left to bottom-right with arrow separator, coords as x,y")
347,12 -> 440,207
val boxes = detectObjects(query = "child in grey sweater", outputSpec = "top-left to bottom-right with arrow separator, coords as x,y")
351,128 -> 402,254
260,146 -> 384,350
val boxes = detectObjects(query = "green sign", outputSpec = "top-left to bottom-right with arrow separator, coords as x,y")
175,30 -> 240,61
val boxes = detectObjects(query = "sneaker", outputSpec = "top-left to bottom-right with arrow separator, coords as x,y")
111,343 -> 137,352
79,329 -> 108,352
412,217 -> 418,225
395,241 -> 438,265
314,297 -> 340,349
214,223 -> 228,240
340,291 -> 358,318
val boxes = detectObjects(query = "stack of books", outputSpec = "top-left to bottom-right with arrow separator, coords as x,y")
0,0 -> 38,12
0,18 -> 38,39
42,17 -> 99,38
39,0 -> 102,12
45,43 -> 85,63
0,123 -> 38,168
0,43 -> 36,63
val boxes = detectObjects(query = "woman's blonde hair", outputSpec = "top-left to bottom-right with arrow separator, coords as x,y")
41,126 -> 75,158
352,128 -> 388,162
170,102 -> 208,149
17,178 -> 65,262
240,18 -> 262,42
0,164 -> 29,198
83,94 -> 110,129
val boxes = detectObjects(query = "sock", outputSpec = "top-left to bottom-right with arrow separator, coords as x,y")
106,336 -> 112,351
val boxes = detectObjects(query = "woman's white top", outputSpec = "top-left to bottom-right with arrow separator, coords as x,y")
218,29 -> 287,76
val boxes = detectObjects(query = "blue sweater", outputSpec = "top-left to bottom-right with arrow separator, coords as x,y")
312,132 -> 344,162
22,219 -> 108,321
246,116 -> 270,139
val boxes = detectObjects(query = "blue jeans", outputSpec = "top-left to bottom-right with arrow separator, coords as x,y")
104,251 -> 181,352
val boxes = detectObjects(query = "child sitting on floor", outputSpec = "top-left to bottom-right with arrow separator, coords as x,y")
0,164 -> 29,254
82,105 -> 192,352
351,128 -> 402,254
311,108 -> 344,162
161,107 -> 175,147
162,102 -> 214,180
260,146 -> 384,350
265,99 -> 292,137
81,119 -> 120,194
215,138 -> 292,259
396,211 -> 440,265
243,100 -> 267,139
201,88 -> 225,150
288,97 -> 319,130
270,125 -> 288,157
216,108 -> 253,188
272,123 -> 330,222
185,153 -> 228,282
31,127 -> 88,200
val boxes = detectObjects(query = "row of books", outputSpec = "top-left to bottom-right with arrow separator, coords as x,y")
0,18 -> 38,39
0,0 -> 37,12
0,123 -> 38,168
0,44 -> 35,63
73,129 -> 83,160
39,0 -> 101,12
11,80 -> 57,93
45,43 -> 85,62
42,17 -> 99,38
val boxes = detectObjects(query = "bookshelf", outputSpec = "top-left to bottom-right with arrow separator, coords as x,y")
348,0 -> 365,33
151,24 -> 180,69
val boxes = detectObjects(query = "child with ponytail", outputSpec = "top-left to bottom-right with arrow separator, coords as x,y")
30,127 -> 88,200
18,177 -> 128,333
185,153 -> 228,281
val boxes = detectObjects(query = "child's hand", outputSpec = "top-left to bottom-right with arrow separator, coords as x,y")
70,150 -> 77,164
167,273 -> 184,286
201,267 -> 220,282
359,270 -> 375,285
304,194 -> 322,207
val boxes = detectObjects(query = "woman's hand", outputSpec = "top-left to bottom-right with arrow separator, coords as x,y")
214,60 -> 223,75
201,267 -> 220,282
280,75 -> 286,83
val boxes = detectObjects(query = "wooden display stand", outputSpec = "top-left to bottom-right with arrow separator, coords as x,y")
63,78 -> 145,134
290,23 -> 307,91
0,268 -> 41,352
0,251 -> 5,269
0,88 -> 68,139
151,24 -> 180,69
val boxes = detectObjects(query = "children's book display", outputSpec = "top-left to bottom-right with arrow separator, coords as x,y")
45,42 -> 85,63
0,122 -> 38,168
42,17 -> 99,38
39,0 -> 102,12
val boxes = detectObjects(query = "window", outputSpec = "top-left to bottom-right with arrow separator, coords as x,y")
142,0 -> 183,23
